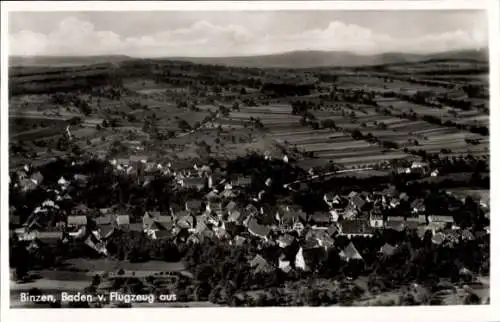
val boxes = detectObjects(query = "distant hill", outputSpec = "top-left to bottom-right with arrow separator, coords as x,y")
9,55 -> 132,67
9,49 -> 488,69
169,49 -> 488,68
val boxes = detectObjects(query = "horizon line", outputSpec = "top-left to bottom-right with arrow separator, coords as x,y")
9,47 -> 489,59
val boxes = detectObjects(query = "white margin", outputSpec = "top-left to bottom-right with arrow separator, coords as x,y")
1,1 -> 498,322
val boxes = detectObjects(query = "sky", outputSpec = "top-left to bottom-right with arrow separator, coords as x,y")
9,10 -> 488,57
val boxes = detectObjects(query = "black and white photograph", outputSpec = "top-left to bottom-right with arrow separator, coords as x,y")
1,1 -> 498,320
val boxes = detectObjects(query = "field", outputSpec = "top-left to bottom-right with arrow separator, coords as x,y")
8,53 -> 489,172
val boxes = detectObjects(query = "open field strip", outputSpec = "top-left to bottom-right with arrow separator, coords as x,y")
289,136 -> 358,146
456,116 -> 489,126
332,153 -> 410,166
316,149 -> 404,159
424,131 -> 485,142
376,99 -> 430,111
391,121 -> 442,132
412,128 -> 469,137
273,133 -> 346,144
298,140 -> 374,152
230,112 -> 299,120
270,128 -> 341,137
64,258 -> 186,272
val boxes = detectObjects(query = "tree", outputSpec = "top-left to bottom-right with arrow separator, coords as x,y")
92,274 -> 101,286
351,130 -> 363,140
178,119 -> 192,131
464,292 -> 481,305
321,119 -> 336,130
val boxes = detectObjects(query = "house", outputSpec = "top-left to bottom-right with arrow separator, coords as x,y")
411,161 -> 427,169
247,219 -> 271,240
187,235 -> 201,244
18,230 -> 39,241
461,229 -> 475,241
154,216 -> 174,230
99,225 -> 115,240
180,177 -> 205,190
67,215 -> 87,228
176,215 -> 194,230
310,212 -> 331,227
324,193 -> 343,208
427,221 -> 448,233
277,234 -> 295,248
278,208 -> 307,229
142,212 -> 156,231
84,235 -> 108,255
329,209 -> 341,222
232,176 -> 252,187
95,214 -> 114,226
338,220 -> 374,238
411,199 -> 426,214
351,194 -> 367,211
194,216 -> 209,235
249,254 -> 273,274
306,229 -> 335,249
323,192 -> 335,207
348,191 -> 359,199
129,155 -> 148,164
222,189 -> 237,199
294,247 -> 307,270
389,198 -> 400,209
206,202 -> 224,217
225,201 -> 237,212
342,203 -> 359,220
185,200 -> 202,212
19,178 -> 37,192
369,213 -> 384,228
71,204 -> 89,216
431,232 -> 446,245
30,171 -> 44,185
360,191 -> 372,202
15,170 -> 28,180
68,226 -> 87,239
399,192 -> 409,202
379,243 -> 397,257
231,235 -> 247,247
442,229 -> 460,245
37,231 -> 64,245
327,224 -> 339,237
385,217 -> 405,232
339,242 -> 363,262
227,207 -> 245,224
293,222 -> 305,235
245,204 -> 260,217
406,215 -> 427,225
278,254 -> 292,273
417,226 -> 431,240
429,214 -> 454,224
116,215 -> 130,227
58,176 -> 70,188
205,190 -> 220,201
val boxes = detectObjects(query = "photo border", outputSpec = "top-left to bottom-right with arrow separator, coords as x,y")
1,1 -> 498,321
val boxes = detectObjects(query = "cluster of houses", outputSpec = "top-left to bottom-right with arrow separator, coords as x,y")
9,155 -> 488,275
393,160 -> 439,177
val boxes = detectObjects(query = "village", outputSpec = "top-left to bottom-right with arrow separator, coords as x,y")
9,147 -> 490,286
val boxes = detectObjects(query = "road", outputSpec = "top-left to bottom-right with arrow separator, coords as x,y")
283,167 -> 375,189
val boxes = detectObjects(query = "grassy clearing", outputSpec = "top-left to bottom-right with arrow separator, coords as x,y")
63,258 -> 186,272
